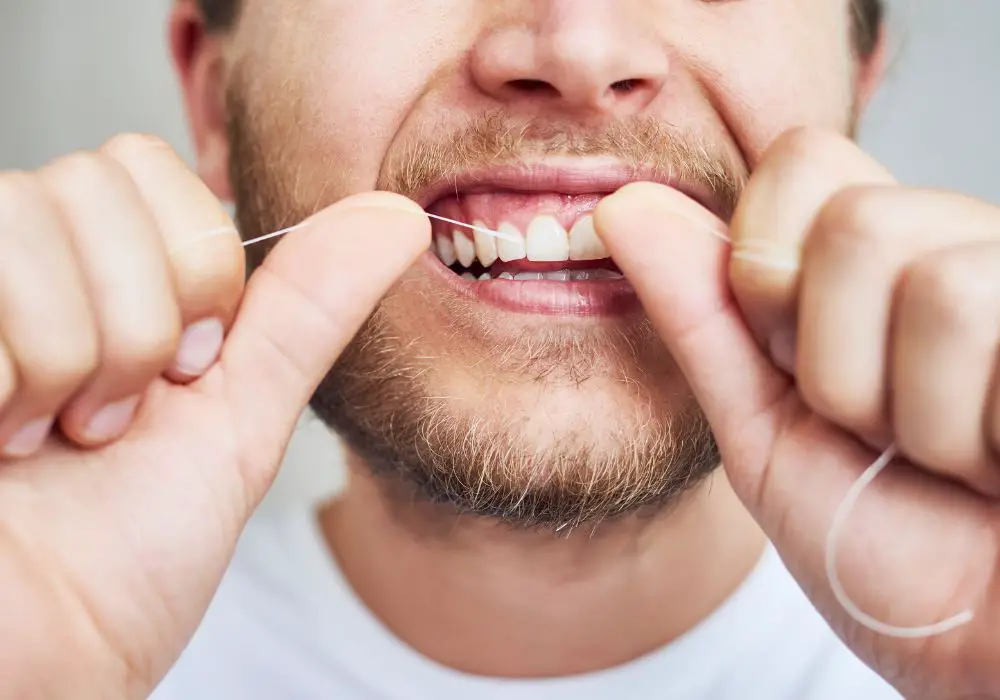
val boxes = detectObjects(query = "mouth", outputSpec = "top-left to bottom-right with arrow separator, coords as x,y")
418,162 -> 715,316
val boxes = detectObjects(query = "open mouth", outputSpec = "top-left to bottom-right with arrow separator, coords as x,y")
416,163 -> 710,316
430,197 -> 622,282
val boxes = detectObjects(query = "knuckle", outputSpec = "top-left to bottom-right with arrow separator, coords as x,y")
42,151 -> 116,194
19,338 -> 99,399
798,367 -> 880,434
0,172 -> 44,228
904,254 -> 992,327
768,126 -> 850,164
102,315 -> 182,373
100,132 -> 173,163
810,186 -> 903,256
173,239 -> 246,312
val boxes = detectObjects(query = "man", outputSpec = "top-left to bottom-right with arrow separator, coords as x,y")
1,0 -> 999,697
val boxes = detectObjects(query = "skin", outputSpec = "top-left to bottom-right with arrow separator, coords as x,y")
0,3 -> 997,700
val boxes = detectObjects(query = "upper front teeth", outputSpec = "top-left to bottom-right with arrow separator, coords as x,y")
526,216 -> 569,262
435,235 -> 457,266
568,216 -> 609,261
453,231 -> 477,267
438,214 -> 608,268
497,223 -> 526,262
474,222 -> 498,267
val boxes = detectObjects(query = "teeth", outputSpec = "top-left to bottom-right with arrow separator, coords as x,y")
498,272 -> 514,280
568,216 -> 609,261
526,216 -> 570,262
435,235 -> 457,266
461,272 -> 476,281
474,221 -> 498,267
514,272 -> 544,281
478,272 -> 491,281
541,270 -> 570,281
453,231 -> 476,268
568,269 -> 612,281
497,223 -> 527,262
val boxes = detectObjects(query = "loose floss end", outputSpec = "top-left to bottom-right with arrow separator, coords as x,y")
184,202 -> 976,640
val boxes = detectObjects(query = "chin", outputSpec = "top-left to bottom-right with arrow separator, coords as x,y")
311,288 -> 721,529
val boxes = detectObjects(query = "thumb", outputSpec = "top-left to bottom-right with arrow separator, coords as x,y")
594,183 -> 792,468
219,191 -> 430,483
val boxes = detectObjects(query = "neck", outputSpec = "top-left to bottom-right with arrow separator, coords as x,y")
319,454 -> 766,679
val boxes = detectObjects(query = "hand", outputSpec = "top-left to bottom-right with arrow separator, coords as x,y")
596,127 -> 1000,700
0,135 -> 429,699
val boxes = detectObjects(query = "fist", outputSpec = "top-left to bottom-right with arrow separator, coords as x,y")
597,127 -> 1000,700
729,128 -> 1000,494
0,133 -> 243,454
0,135 -> 430,698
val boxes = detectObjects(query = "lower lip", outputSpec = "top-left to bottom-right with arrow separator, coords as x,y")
420,253 -> 641,316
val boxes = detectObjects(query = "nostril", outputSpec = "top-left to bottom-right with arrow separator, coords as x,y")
508,79 -> 560,97
610,79 -> 638,93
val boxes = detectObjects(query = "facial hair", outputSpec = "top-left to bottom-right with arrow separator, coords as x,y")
226,81 -> 748,531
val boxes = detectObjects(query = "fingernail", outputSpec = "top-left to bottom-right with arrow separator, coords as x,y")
769,328 -> 798,374
731,240 -> 800,272
173,318 -> 224,377
83,395 -> 140,443
2,416 -> 54,458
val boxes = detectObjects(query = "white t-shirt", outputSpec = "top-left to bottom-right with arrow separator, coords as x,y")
152,509 -> 901,700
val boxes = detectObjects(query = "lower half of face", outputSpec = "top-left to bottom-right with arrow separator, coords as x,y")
233,120 -> 721,527
225,0 -> 857,527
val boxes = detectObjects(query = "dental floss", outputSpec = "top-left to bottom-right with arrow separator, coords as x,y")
174,210 -> 519,253
185,205 -> 976,640
822,444 -> 975,638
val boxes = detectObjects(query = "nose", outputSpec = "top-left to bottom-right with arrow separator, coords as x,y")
470,1 -> 670,116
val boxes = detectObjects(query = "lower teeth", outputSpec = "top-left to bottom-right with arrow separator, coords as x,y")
460,269 -> 624,282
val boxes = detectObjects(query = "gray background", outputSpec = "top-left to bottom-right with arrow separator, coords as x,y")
1,0 -> 998,508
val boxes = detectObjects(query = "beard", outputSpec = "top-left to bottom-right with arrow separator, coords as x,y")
227,82 -> 747,531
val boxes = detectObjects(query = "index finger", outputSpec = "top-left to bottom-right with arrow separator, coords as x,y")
729,128 -> 895,364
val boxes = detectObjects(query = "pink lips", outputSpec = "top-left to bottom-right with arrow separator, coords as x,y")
421,252 -> 641,316
414,161 -> 718,317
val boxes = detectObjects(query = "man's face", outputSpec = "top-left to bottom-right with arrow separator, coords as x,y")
225,0 -> 860,528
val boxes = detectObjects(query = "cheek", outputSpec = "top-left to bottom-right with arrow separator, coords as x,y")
235,0 -> 464,198
683,1 -> 856,164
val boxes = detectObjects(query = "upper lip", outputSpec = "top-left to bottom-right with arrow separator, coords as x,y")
413,161 -> 726,220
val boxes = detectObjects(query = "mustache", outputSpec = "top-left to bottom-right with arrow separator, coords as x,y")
377,111 -> 747,218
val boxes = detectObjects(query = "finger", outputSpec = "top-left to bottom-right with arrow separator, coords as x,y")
100,134 -> 244,382
0,172 -> 99,457
729,128 -> 895,371
218,191 -> 431,505
593,182 -> 792,482
38,153 -> 183,446
798,187 -> 1000,445
892,241 -> 1000,494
